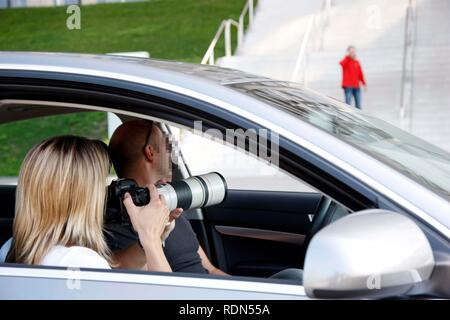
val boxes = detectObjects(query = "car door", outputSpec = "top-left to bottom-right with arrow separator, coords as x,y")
0,108 -> 308,300
170,127 -> 326,277
0,264 -> 307,299
1,60 -> 446,299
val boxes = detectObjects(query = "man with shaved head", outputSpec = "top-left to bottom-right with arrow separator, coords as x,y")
106,119 -> 227,275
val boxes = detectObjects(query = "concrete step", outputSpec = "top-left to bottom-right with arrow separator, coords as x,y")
221,0 -> 450,152
237,0 -> 322,57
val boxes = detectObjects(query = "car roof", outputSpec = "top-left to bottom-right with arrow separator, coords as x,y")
0,51 -> 345,126
0,51 -> 294,122
0,51 -> 271,86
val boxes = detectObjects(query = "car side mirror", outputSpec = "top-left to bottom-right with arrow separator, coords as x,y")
303,209 -> 435,299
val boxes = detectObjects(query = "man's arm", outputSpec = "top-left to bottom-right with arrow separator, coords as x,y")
197,246 -> 229,276
111,242 -> 147,270
111,207 -> 181,270
111,221 -> 175,270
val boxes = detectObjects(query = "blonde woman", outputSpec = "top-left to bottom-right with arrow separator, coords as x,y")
6,135 -> 172,272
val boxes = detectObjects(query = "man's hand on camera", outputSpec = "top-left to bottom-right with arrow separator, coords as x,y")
169,208 -> 183,222
156,178 -> 183,222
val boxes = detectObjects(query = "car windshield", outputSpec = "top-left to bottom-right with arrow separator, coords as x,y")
227,81 -> 450,201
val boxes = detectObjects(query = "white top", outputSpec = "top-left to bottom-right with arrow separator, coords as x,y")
0,238 -> 12,263
41,245 -> 111,269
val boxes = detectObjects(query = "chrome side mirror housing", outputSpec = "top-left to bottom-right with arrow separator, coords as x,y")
303,209 -> 435,299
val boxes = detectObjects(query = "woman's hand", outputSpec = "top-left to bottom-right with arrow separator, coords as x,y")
123,184 -> 169,245
123,184 -> 172,272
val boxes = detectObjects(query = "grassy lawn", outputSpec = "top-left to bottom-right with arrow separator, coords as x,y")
0,113 -> 107,176
0,0 -> 246,175
0,0 -> 244,62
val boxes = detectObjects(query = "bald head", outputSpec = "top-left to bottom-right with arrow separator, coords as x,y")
109,119 -> 172,185
109,119 -> 154,178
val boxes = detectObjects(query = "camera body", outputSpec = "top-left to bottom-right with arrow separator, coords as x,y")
105,172 -> 227,225
105,178 -> 148,225
109,178 -> 150,207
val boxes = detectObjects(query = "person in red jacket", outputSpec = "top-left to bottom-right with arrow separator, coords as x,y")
340,46 -> 367,109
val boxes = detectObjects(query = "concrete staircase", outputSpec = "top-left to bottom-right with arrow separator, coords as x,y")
305,0 -> 408,127
218,0 -> 450,152
219,0 -> 322,80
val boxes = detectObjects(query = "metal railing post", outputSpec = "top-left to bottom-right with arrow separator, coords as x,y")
225,20 -> 232,57
249,0 -> 254,27
399,0 -> 416,131
201,0 -> 256,65
291,15 -> 315,82
238,15 -> 244,49
325,0 -> 331,26
291,0 -> 332,82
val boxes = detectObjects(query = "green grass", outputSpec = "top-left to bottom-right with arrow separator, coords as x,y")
0,0 -> 245,62
0,0 -> 246,175
0,112 -> 107,176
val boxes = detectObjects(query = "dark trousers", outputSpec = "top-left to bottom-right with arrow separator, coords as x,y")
343,87 -> 361,109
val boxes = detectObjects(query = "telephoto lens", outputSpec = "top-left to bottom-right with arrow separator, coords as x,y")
156,172 -> 228,211
105,172 -> 228,224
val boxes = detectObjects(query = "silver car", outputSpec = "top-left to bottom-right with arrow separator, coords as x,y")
0,52 -> 448,299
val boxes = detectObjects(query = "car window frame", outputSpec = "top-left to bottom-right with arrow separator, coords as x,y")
0,74 -> 448,254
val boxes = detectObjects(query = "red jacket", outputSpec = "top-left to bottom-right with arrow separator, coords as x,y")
340,56 -> 366,88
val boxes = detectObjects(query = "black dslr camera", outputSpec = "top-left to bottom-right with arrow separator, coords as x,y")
105,172 -> 227,225
105,178 -> 150,225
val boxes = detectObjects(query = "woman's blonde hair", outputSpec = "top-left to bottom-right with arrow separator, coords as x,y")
8,135 -> 111,265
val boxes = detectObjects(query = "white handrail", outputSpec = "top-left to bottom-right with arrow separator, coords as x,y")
399,0 -> 416,128
201,21 -> 226,65
201,0 -> 255,65
238,0 -> 251,48
225,19 -> 240,57
325,0 -> 331,27
291,0 -> 332,83
291,15 -> 315,82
